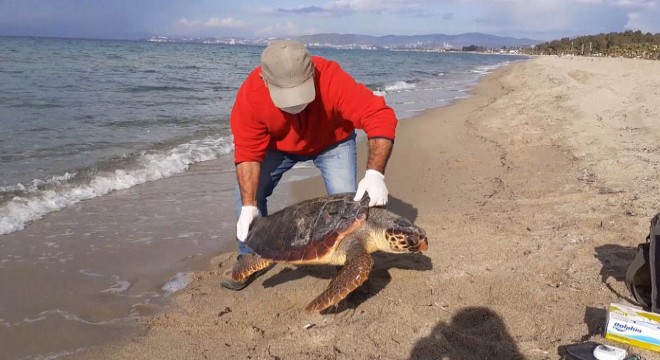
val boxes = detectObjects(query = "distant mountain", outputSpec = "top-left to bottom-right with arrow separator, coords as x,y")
295,32 -> 540,49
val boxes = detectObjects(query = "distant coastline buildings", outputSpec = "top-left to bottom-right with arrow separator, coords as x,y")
146,36 -> 269,46
145,35 -> 529,53
146,36 -> 395,50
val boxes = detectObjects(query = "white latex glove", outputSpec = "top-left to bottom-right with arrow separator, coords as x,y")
236,205 -> 260,242
353,169 -> 388,207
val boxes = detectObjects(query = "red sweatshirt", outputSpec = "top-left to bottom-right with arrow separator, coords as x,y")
230,56 -> 398,164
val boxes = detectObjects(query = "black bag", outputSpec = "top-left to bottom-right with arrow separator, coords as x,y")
625,213 -> 660,312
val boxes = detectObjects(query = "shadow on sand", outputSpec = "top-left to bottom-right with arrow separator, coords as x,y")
387,195 -> 420,223
409,307 -> 525,360
261,252 -> 433,313
593,244 -> 640,304
553,244 -> 645,356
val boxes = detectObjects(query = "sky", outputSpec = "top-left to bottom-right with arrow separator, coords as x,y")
0,0 -> 658,41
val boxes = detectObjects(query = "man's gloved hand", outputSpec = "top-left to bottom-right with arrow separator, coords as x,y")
354,169 -> 388,207
236,205 -> 260,242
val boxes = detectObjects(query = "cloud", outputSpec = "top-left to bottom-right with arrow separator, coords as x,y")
176,0 -> 659,39
3,0 -> 658,40
272,0 -> 435,16
276,6 -> 327,14
329,0 -> 427,12
451,0 -> 659,37
205,17 -> 245,28
624,1 -> 660,32
177,17 -> 245,29
177,17 -> 201,27
256,21 -> 300,36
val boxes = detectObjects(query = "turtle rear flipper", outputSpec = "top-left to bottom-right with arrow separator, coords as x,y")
304,242 -> 373,313
231,253 -> 273,281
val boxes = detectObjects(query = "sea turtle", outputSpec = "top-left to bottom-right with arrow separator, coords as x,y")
230,193 -> 428,313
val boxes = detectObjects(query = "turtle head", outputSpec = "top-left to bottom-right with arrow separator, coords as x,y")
383,217 -> 428,253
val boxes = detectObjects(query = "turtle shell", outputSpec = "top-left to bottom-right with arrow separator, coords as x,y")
245,193 -> 369,263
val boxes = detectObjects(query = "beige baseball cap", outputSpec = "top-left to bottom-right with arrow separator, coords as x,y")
260,40 -> 316,108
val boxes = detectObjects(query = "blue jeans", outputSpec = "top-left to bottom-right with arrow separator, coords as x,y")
236,133 -> 357,255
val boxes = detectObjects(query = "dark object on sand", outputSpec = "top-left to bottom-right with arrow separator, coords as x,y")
626,212 -> 660,312
561,341 -> 599,360
230,193 -> 428,313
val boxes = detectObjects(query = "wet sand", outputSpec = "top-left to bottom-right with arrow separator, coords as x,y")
0,150 -> 321,359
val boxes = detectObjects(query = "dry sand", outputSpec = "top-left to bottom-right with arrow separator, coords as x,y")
69,56 -> 660,360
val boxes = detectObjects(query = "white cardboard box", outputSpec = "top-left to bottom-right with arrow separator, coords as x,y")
605,303 -> 660,352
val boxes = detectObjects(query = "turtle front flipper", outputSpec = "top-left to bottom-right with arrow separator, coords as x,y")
304,243 -> 373,313
231,254 -> 273,281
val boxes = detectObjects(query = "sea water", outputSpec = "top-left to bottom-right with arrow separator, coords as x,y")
0,36 -> 527,359
1,36 -> 526,236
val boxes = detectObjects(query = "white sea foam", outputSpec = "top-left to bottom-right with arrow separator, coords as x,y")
373,80 -> 416,96
23,315 -> 48,323
161,272 -> 193,294
384,81 -> 416,92
19,309 -> 134,326
100,276 -> 132,294
24,348 -> 87,360
0,136 -> 233,236
79,269 -> 104,277
472,62 -> 510,75
0,173 -> 77,194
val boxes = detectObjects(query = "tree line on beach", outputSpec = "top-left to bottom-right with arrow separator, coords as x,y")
524,30 -> 660,60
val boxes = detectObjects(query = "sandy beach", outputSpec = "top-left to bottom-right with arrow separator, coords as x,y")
62,55 -> 660,359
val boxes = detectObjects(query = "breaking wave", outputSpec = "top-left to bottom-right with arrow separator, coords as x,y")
0,136 -> 233,235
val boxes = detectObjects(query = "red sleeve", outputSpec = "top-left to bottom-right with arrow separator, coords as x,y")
230,82 -> 270,164
325,62 -> 397,140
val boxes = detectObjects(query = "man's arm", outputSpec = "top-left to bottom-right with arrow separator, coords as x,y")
235,161 -> 261,242
366,138 -> 393,174
236,161 -> 260,206
354,138 -> 393,206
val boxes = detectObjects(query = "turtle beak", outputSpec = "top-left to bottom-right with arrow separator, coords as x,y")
408,233 -> 428,252
418,237 -> 428,251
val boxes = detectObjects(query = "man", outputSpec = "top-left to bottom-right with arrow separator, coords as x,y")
222,40 -> 398,290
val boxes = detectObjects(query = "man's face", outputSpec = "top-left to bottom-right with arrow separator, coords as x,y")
260,71 -> 315,115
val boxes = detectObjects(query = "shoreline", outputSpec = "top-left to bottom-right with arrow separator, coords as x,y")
67,55 -> 660,359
